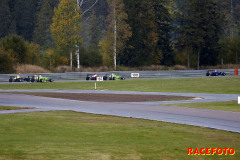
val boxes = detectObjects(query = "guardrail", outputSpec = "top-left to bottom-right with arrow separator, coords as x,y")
0,69 -> 235,82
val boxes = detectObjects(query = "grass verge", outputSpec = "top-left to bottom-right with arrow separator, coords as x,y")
166,101 -> 240,112
0,106 -> 32,110
0,111 -> 239,160
0,77 -> 240,94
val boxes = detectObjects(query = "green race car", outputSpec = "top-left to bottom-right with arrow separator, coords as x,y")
103,73 -> 125,80
31,75 -> 54,83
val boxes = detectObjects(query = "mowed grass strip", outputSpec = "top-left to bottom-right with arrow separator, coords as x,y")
0,111 -> 239,160
0,106 -> 32,110
0,77 -> 239,94
167,101 -> 240,112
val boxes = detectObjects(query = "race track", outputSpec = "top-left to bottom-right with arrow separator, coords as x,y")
0,90 -> 240,133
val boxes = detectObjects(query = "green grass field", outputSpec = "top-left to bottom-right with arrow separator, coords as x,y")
0,111 -> 239,160
1,77 -> 240,94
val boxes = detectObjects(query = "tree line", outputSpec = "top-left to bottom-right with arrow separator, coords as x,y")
0,0 -> 240,73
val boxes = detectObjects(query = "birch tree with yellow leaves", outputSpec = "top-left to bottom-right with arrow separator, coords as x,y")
51,0 -> 82,70
99,0 -> 132,69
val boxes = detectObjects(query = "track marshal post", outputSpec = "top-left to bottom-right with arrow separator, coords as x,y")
95,76 -> 103,89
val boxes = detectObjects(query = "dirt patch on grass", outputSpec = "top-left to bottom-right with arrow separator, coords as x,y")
11,92 -> 193,102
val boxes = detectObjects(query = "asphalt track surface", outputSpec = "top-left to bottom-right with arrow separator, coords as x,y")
0,89 -> 240,133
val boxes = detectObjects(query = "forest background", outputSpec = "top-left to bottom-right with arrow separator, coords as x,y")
0,0 -> 240,73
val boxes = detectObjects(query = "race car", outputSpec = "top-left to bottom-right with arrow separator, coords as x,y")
86,74 -> 103,80
103,74 -> 109,80
9,75 -> 24,82
31,75 -> 54,82
24,76 -> 32,82
206,70 -> 226,76
103,73 -> 125,80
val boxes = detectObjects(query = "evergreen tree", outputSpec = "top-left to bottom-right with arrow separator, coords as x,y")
80,0 -> 108,47
152,0 -> 174,66
33,0 -> 56,49
122,0 -> 151,66
88,14 -> 101,49
14,0 -> 38,41
0,0 -> 15,38
123,0 -> 173,66
177,0 -> 221,69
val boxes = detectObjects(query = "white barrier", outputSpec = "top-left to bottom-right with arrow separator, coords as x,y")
238,96 -> 240,104
131,73 -> 139,78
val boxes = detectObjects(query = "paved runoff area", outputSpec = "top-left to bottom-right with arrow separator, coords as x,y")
0,89 -> 239,133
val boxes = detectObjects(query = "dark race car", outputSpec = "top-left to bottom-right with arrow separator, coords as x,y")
103,74 -> 109,80
206,70 -> 226,76
9,75 -> 24,82
24,76 -> 32,82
